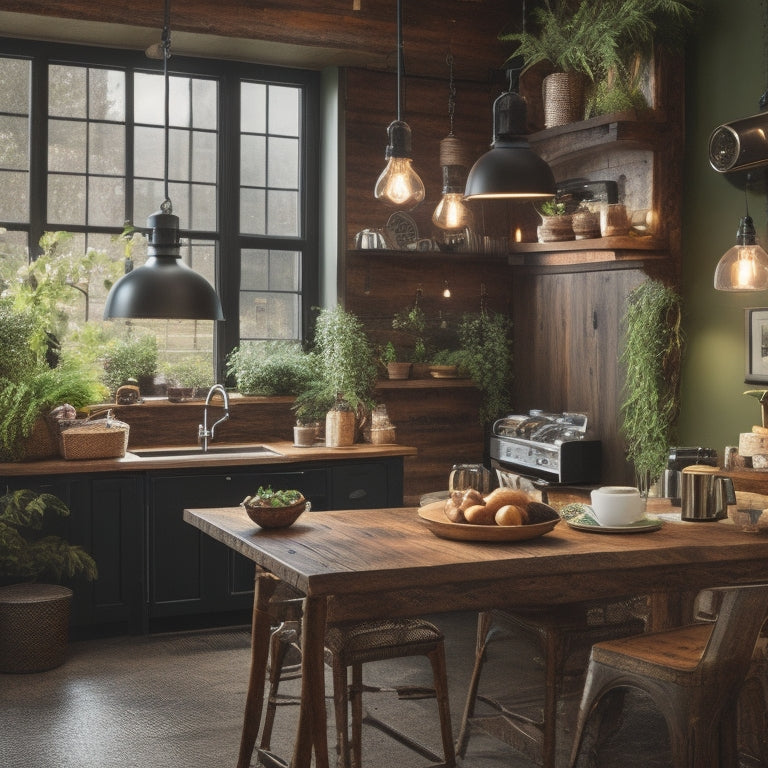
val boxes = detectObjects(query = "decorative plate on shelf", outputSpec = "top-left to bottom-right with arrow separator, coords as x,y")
417,501 -> 560,542
387,212 -> 419,249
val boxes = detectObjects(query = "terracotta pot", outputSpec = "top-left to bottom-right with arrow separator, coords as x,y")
542,71 -> 586,128
386,362 -> 412,380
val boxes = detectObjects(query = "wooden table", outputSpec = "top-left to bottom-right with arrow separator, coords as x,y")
183,503 -> 768,768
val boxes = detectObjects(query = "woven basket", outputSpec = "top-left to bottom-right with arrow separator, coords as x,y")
19,418 -> 58,462
59,411 -> 129,460
542,71 -> 586,128
0,583 -> 72,673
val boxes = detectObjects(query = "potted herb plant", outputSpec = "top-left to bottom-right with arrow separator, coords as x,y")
620,279 -> 683,495
102,334 -> 159,396
536,199 -> 574,242
501,0 -> 699,127
294,306 -> 377,447
381,341 -> 412,380
0,488 -> 97,672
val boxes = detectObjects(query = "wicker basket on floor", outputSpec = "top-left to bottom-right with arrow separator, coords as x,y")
0,583 -> 73,673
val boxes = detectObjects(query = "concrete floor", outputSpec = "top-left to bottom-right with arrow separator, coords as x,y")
0,611 -> 675,768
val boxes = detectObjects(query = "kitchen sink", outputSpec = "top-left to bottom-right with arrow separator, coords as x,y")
130,445 -> 282,458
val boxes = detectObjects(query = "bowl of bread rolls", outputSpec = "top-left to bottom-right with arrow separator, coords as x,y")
418,487 -> 560,541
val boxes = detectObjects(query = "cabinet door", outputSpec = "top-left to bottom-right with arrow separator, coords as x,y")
148,467 -> 326,623
330,458 -> 404,509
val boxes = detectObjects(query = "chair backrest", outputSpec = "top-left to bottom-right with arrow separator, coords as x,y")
699,583 -> 768,679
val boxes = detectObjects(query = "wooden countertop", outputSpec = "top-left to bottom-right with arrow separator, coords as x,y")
0,441 -> 418,477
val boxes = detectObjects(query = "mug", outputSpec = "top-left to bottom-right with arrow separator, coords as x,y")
590,486 -> 645,526
449,464 -> 492,494
680,465 -> 735,521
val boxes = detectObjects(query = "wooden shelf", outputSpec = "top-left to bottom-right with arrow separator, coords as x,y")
375,377 -> 476,390
528,110 -> 664,167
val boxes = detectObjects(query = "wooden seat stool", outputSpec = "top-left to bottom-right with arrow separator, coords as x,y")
456,597 -> 647,768
260,613 -> 456,768
569,583 -> 768,768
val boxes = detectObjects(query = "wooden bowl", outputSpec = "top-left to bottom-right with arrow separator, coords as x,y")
243,497 -> 308,529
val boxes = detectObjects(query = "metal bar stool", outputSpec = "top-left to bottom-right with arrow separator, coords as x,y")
456,597 -> 647,768
569,583 -> 768,768
259,606 -> 456,768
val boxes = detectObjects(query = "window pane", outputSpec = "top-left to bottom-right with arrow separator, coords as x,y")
241,134 -> 266,187
49,65 -> 86,118
48,119 -> 86,173
134,178 -> 165,224
88,175 -> 125,227
268,136 -> 298,188
267,190 -> 298,236
48,173 -> 86,223
134,125 -> 163,178
269,250 -> 301,291
192,79 -> 217,130
168,127 -> 190,181
134,72 -> 164,125
240,188 -> 265,234
0,115 -> 29,170
89,122 -> 125,175
189,184 -> 216,231
241,249 -> 268,289
0,171 -> 28,222
240,291 -> 298,340
169,76 -> 190,128
0,229 -> 30,287
89,69 -> 125,121
241,82 -> 266,133
192,131 -> 216,183
268,85 -> 299,136
0,58 -> 29,113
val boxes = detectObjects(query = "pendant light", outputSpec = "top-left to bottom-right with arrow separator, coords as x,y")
432,55 -> 473,231
464,65 -> 555,201
374,0 -> 425,210
103,0 -> 223,320
714,187 -> 768,291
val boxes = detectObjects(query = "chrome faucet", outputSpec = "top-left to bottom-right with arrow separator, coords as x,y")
198,384 -> 230,452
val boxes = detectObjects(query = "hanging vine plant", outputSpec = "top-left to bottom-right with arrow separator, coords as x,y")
620,279 -> 683,494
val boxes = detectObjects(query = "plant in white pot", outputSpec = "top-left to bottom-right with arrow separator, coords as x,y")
0,489 -> 98,672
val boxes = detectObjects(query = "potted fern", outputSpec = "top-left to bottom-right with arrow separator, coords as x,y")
502,0 -> 699,127
0,488 -> 97,672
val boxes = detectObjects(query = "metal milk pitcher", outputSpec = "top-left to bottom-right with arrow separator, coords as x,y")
449,464 -> 492,494
680,465 -> 735,521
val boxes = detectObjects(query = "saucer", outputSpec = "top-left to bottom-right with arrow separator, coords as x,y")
560,503 -> 662,534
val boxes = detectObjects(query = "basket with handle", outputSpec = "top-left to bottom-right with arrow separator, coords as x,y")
59,409 -> 130,460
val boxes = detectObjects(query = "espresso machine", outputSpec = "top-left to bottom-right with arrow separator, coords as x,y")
660,446 -> 718,505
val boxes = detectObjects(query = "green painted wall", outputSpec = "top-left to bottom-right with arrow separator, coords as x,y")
679,0 -> 768,453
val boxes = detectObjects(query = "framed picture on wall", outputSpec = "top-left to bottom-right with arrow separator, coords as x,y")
745,308 -> 768,383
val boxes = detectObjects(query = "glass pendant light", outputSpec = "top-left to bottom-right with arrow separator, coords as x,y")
432,55 -> 473,232
103,0 -> 223,320
374,0 -> 425,210
714,214 -> 768,291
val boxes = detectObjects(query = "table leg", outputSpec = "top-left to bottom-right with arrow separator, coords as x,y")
237,570 -> 280,768
291,595 -> 329,768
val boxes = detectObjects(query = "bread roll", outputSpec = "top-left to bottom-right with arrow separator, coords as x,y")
444,496 -> 466,523
464,503 -> 497,525
525,501 -> 560,524
459,488 -> 486,512
495,504 -> 526,526
482,487 -> 531,515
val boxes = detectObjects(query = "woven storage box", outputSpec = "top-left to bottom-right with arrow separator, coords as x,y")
19,418 -> 59,462
59,411 -> 129,460
0,583 -> 72,673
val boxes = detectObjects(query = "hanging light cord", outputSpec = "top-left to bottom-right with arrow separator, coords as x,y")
446,54 -> 456,137
396,0 -> 403,123
161,0 -> 172,213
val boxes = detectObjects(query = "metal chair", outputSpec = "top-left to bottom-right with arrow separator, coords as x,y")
569,583 -> 768,768
455,598 -> 647,768
259,604 -> 456,768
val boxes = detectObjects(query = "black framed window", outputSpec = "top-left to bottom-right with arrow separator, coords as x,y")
0,37 -> 319,380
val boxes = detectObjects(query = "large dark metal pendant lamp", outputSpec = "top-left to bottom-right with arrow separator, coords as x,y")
464,51 -> 555,201
103,0 -> 223,320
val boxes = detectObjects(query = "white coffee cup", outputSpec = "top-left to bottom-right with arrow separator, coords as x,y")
590,486 -> 645,526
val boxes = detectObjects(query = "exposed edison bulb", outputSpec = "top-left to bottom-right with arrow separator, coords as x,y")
714,216 -> 768,291
375,156 -> 425,210
432,192 -> 473,231
374,120 -> 425,210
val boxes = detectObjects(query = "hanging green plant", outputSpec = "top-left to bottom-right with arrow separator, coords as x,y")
620,279 -> 683,494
